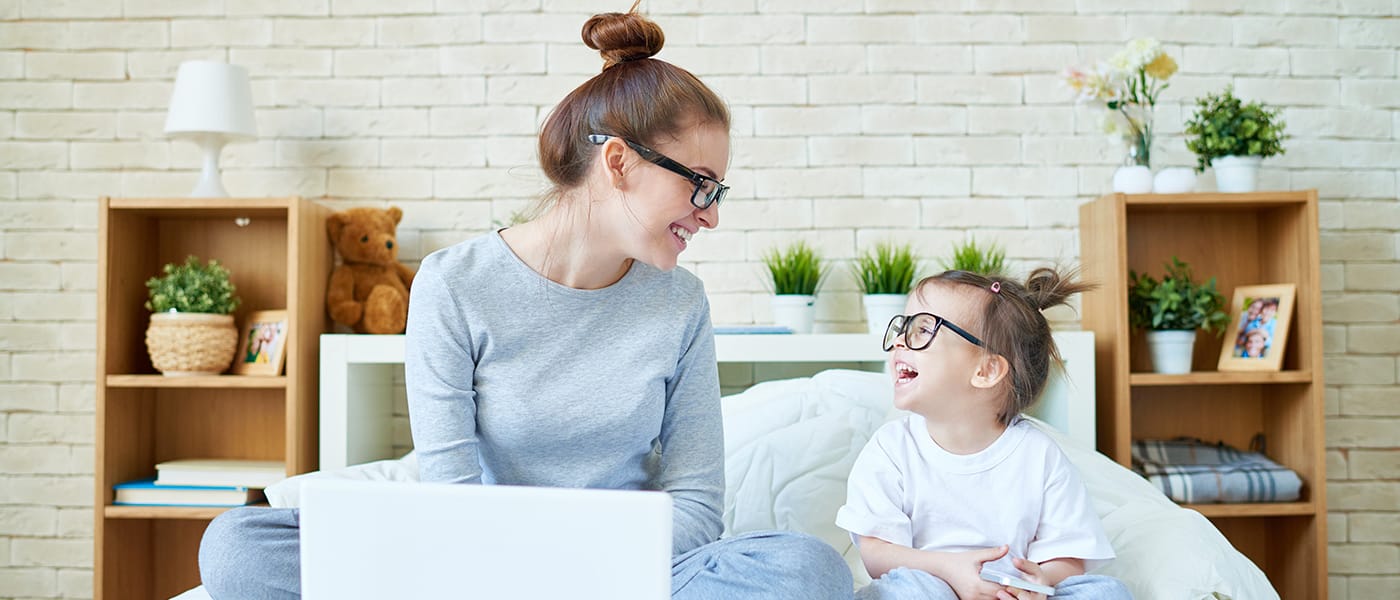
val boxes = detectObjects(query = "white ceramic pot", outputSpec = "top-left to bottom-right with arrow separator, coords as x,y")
1211,155 -> 1262,193
1146,330 -> 1197,374
1152,167 -> 1197,194
862,294 -> 907,335
770,295 -> 816,334
1112,165 -> 1153,194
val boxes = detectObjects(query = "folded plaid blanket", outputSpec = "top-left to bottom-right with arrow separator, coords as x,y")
1131,437 -> 1302,504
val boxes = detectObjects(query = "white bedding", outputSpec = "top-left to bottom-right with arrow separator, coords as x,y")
177,369 -> 1277,600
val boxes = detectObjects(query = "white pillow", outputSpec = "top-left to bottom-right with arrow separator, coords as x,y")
264,451 -> 418,508
720,370 -> 890,585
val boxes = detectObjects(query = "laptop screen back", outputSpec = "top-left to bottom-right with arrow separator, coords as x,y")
300,479 -> 672,600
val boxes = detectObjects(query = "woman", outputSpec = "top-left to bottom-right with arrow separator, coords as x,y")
198,5 -> 852,599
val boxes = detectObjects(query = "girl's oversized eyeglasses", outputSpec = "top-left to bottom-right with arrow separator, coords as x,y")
882,312 -> 985,352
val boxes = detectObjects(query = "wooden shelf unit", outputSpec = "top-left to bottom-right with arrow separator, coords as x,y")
1079,191 -> 1327,599
95,196 -> 332,600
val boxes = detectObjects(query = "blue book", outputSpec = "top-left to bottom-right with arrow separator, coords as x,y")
714,326 -> 793,335
113,478 -> 262,507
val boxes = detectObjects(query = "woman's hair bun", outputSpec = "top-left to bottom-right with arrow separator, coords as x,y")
582,2 -> 665,70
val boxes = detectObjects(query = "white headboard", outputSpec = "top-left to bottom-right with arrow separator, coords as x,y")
318,331 -> 1095,470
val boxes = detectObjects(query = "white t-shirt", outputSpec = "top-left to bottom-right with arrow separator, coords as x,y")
836,414 -> 1114,570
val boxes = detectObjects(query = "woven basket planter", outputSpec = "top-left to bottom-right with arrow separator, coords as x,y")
145,312 -> 237,376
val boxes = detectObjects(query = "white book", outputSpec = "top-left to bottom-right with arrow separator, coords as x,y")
155,459 -> 286,489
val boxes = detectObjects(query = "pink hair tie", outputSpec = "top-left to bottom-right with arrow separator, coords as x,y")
990,281 -> 1001,294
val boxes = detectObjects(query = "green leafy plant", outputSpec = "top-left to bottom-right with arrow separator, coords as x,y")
940,238 -> 1007,277
762,241 -> 825,296
853,242 -> 917,295
1183,85 -> 1288,173
145,255 -> 241,314
1128,257 -> 1228,333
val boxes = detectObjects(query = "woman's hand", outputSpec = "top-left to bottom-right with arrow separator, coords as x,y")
994,557 -> 1050,600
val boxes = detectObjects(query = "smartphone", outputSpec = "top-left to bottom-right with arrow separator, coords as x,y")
979,564 -> 1056,596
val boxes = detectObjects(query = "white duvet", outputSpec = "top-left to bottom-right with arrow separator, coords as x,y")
177,369 -> 1277,600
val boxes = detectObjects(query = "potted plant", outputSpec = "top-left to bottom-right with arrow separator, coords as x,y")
853,242 -> 918,334
1183,85 -> 1287,193
940,237 -> 1007,277
1128,257 -> 1229,374
144,255 -> 241,376
762,241 -> 825,334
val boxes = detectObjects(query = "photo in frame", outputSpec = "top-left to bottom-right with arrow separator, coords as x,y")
1217,284 -> 1295,372
234,310 -> 289,376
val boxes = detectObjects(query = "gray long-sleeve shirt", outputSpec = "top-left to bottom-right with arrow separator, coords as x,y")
404,230 -> 724,555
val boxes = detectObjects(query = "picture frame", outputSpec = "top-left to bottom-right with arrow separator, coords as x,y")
1217,284 -> 1296,372
233,310 -> 289,376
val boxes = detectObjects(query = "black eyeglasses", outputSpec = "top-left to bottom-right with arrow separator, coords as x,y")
882,313 -> 984,352
587,134 -> 729,210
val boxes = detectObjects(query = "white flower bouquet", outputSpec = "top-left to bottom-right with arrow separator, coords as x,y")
1063,38 -> 1178,168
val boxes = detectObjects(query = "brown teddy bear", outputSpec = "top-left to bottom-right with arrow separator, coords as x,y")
326,206 -> 415,334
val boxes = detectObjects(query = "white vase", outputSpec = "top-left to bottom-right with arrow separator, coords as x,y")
1112,165 -> 1153,194
1152,167 -> 1197,194
1211,155 -> 1262,193
862,294 -> 907,335
770,295 -> 816,334
1146,330 -> 1197,374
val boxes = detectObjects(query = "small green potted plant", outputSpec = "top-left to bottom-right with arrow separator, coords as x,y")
1183,85 -> 1287,193
762,241 -> 825,334
940,237 -> 1007,277
853,241 -> 918,334
144,255 -> 241,376
1128,257 -> 1229,374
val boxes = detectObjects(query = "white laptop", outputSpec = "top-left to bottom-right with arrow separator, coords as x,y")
300,479 -> 673,600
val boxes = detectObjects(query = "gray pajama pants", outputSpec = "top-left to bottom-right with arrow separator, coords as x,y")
856,567 -> 1132,600
199,506 -> 853,599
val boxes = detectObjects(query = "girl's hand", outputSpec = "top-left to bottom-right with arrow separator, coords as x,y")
994,558 -> 1049,600
941,545 -> 1012,600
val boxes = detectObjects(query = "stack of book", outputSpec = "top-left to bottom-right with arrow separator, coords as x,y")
113,459 -> 285,507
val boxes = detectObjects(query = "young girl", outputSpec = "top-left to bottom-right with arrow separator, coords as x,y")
199,4 -> 851,599
837,269 -> 1131,600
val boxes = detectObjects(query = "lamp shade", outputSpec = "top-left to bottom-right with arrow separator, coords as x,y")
164,61 -> 256,140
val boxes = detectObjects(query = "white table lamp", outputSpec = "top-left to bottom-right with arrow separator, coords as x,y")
164,61 -> 257,197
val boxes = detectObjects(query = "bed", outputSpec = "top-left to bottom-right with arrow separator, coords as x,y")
175,331 -> 1278,599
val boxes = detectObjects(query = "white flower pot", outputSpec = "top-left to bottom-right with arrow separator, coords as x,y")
1152,167 -> 1197,194
862,294 -> 907,335
771,294 -> 816,334
1146,330 -> 1197,374
1211,155 -> 1262,193
1112,165 -> 1153,194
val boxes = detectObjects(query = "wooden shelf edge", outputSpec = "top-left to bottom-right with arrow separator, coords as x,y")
106,197 -> 294,210
1118,191 -> 1312,207
1129,370 -> 1312,386
104,503 -> 266,520
1184,501 -> 1316,518
105,374 -> 287,389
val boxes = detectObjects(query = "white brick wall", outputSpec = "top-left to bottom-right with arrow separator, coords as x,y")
2,4 -> 1398,599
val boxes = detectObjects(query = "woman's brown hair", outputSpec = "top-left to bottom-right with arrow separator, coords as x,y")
918,268 -> 1096,425
537,1 -> 730,197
